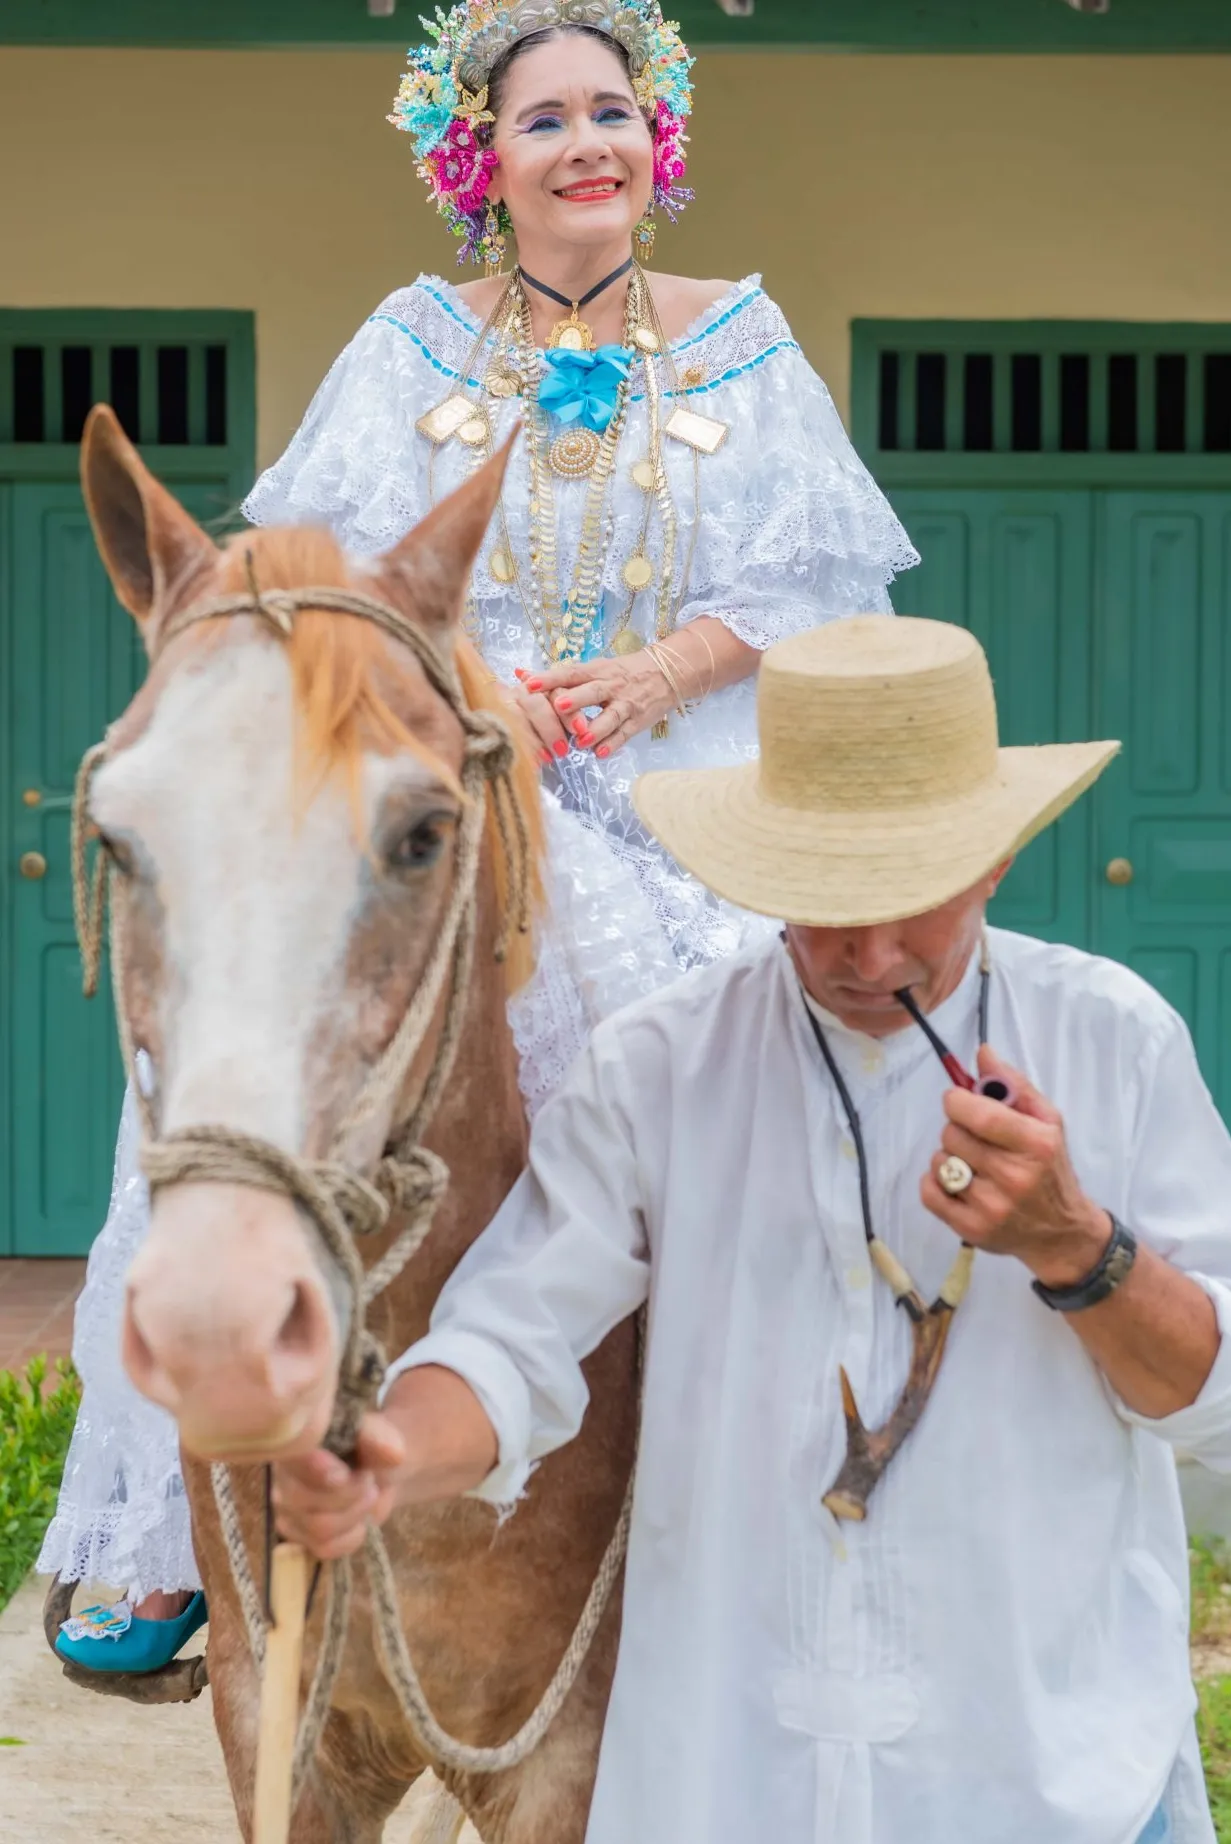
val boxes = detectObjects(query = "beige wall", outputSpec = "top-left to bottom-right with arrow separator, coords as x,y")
2,47 -> 1230,469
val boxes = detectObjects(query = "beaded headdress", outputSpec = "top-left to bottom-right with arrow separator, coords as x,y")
389,1 -> 694,265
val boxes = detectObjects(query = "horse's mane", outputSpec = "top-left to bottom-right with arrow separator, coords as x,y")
220,527 -> 545,992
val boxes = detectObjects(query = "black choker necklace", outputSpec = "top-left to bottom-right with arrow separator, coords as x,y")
519,256 -> 634,350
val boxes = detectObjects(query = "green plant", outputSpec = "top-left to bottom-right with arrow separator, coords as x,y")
0,1356 -> 81,1613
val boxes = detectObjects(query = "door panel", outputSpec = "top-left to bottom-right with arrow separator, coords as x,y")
1095,492 -> 1231,1116
888,489 -> 1094,946
6,480 -> 221,1256
8,485 -> 144,1255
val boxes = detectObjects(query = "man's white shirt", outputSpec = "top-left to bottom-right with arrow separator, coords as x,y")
390,930 -> 1231,1844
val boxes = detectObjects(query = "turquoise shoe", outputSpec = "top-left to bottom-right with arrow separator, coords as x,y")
55,1591 -> 207,1675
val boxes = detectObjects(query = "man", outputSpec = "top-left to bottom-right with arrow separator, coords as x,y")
276,617 -> 1231,1844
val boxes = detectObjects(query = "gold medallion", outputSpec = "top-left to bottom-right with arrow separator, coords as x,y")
622,553 -> 654,592
665,405 -> 730,456
633,326 -> 660,354
610,628 -> 646,656
631,458 -> 657,492
486,369 -> 520,399
679,363 -> 707,392
457,416 -> 489,447
415,397 -> 478,445
549,428 -> 601,479
549,315 -> 594,352
489,548 -> 516,584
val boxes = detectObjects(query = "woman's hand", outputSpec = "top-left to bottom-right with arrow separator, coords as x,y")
523,654 -> 676,758
519,618 -> 760,759
507,675 -> 573,766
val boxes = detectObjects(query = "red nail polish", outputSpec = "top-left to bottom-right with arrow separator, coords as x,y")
513,668 -> 527,680
553,739 -> 569,757
571,715 -> 588,733
596,745 -> 611,759
558,699 -> 573,713
538,749 -> 551,765
527,678 -> 544,693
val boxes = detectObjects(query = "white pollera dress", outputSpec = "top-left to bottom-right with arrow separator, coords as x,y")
39,273 -> 917,1597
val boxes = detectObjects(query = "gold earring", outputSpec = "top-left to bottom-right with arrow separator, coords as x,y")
481,200 -> 507,278
634,210 -> 657,264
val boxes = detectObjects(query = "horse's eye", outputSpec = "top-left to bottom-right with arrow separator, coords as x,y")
96,830 -> 136,877
388,815 -> 451,871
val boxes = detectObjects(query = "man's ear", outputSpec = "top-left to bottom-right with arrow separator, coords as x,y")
81,404 -> 218,649
987,857 -> 1015,896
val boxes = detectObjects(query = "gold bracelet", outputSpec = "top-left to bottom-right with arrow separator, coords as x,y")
645,642 -> 688,720
650,639 -> 704,715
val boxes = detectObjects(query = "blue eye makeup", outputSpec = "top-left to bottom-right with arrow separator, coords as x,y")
525,114 -> 564,134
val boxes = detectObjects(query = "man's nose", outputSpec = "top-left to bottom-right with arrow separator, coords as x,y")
845,928 -> 905,984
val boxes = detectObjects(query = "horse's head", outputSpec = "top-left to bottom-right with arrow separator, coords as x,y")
79,405 -> 538,1462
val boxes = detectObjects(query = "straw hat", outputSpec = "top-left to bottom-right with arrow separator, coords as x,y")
633,616 -> 1119,929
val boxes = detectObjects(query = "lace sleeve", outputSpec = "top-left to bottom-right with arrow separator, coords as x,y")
241,290 -> 450,555
675,327 -> 919,649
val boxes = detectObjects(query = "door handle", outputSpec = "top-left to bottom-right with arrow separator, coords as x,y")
19,851 -> 47,881
1105,857 -> 1134,887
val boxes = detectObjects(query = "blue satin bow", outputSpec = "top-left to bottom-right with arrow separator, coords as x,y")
539,345 -> 633,433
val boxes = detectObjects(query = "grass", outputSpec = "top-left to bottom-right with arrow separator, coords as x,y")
1192,1537 -> 1231,1840
0,1356 -> 81,1614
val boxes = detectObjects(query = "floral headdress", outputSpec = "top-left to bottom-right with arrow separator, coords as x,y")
389,0 -> 694,265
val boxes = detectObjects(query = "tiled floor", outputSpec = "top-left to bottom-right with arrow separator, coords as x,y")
0,1259 -> 86,1374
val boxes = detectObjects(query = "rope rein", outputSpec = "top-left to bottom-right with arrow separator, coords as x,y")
71,571 -> 633,1796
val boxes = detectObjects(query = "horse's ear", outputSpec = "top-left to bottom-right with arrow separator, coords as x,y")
81,405 -> 218,645
377,428 -> 519,632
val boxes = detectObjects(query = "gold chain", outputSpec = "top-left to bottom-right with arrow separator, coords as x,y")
425,265 -> 698,687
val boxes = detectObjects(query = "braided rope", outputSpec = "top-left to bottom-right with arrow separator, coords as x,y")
69,578 -> 628,1809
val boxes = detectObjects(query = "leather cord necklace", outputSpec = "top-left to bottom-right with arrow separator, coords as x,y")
803,967 -> 990,1521
519,255 -> 634,350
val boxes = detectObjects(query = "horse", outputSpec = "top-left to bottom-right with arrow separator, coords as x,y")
74,403 -> 639,1842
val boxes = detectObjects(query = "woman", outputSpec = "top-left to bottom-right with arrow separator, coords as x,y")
41,0 -> 917,1671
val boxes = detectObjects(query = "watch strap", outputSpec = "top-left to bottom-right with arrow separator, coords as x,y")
1031,1215 -> 1137,1313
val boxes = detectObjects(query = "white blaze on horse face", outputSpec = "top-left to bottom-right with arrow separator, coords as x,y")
94,636 -> 363,1147
97,629 -> 454,1457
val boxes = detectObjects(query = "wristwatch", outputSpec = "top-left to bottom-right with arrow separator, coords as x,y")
1031,1214 -> 1137,1313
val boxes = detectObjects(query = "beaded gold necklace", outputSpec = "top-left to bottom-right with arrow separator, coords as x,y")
419,263 -> 711,712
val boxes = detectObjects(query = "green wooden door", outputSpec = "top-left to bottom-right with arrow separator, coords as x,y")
1094,492 -> 1231,1107
0,309 -> 254,1255
888,488 -> 1095,948
854,319 -> 1231,1122
8,484 -> 143,1254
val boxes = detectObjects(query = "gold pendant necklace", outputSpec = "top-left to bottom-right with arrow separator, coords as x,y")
549,305 -> 594,352
519,256 -> 633,353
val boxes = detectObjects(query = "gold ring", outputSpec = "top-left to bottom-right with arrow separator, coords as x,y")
938,1155 -> 975,1198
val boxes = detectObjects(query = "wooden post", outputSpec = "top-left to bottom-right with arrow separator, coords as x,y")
253,1541 -> 308,1844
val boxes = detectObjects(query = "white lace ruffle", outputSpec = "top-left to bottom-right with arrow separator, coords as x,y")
37,1079 -> 201,1601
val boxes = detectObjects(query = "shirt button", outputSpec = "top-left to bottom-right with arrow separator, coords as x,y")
840,1138 -> 858,1162
860,1044 -> 884,1076
845,1265 -> 871,1290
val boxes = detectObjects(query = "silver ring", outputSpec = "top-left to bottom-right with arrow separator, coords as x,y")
938,1155 -> 975,1197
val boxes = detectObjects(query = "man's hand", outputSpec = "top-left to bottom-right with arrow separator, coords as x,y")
271,1366 -> 500,1559
272,1413 -> 405,1560
921,1045 -> 1111,1287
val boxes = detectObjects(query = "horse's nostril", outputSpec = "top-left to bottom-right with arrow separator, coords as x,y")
122,1297 -> 178,1409
277,1280 -> 319,1357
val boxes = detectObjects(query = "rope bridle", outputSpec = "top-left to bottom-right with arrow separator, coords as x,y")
70,572 -> 634,1800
